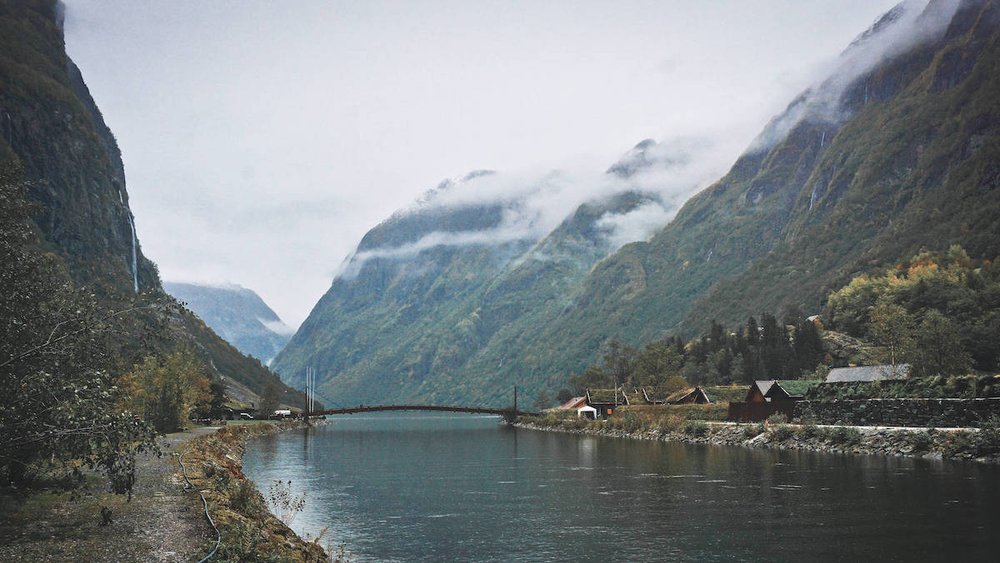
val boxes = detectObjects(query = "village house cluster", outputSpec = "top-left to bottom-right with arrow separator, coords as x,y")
555,364 -> 911,422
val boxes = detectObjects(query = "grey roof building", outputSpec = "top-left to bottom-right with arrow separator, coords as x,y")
825,364 -> 911,383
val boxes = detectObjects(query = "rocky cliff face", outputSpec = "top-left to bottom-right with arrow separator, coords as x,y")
0,0 -> 302,405
0,0 -> 156,297
164,282 -> 292,365
278,0 -> 1000,407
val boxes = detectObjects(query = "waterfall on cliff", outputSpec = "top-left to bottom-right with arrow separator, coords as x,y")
127,211 -> 138,293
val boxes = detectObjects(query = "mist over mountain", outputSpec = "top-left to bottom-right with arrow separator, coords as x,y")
164,282 -> 293,365
274,0 -> 1000,407
271,144 -> 696,405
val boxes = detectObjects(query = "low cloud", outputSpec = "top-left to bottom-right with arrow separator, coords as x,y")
596,201 -> 677,250
336,132 -> 742,280
750,0 -> 959,151
259,318 -> 296,336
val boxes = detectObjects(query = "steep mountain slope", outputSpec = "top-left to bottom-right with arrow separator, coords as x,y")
164,282 -> 292,364
0,0 -> 155,296
0,0 -> 302,406
284,0 -> 999,407
272,168 -> 662,405
681,0 -> 1000,328
521,0 -> 1000,373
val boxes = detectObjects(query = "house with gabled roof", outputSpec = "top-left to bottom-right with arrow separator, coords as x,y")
744,380 -> 820,403
729,379 -> 821,422
555,396 -> 597,419
665,386 -> 712,404
764,380 -> 821,401
745,380 -> 777,403
557,396 -> 589,410
586,388 -> 627,418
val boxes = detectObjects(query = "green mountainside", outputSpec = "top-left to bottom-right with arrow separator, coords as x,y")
285,0 -> 1000,407
497,0 -> 1000,395
164,282 -> 293,364
0,0 -> 301,406
272,175 -> 660,405
680,0 -> 1000,328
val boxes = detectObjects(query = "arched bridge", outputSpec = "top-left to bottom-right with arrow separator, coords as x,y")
305,404 -> 539,421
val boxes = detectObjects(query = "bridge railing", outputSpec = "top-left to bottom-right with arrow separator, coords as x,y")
304,404 -> 539,418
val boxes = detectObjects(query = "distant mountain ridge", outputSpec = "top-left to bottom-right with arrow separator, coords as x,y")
280,0 -> 1000,407
165,282 -> 292,364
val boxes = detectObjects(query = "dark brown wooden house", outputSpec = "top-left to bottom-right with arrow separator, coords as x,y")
586,388 -> 627,418
744,380 -> 776,403
729,380 -> 820,422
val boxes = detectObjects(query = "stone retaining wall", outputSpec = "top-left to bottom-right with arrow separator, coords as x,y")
794,398 -> 1000,427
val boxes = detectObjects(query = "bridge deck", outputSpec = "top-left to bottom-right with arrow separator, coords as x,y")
306,405 -> 539,417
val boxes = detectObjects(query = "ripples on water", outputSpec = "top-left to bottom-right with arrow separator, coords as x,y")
242,413 -> 1000,562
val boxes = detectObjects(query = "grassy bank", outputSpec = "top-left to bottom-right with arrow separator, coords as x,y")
518,408 -> 1000,463
177,421 -> 334,562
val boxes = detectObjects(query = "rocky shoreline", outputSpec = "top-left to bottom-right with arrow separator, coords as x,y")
515,416 -> 1000,464
178,421 -> 332,562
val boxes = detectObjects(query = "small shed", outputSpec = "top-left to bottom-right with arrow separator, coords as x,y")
576,405 -> 598,419
826,364 -> 911,383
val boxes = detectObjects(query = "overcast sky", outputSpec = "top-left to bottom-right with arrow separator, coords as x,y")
63,0 -> 898,327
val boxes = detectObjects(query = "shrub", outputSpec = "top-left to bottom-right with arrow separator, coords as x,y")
266,479 -> 306,525
907,431 -> 932,452
230,479 -> 260,516
671,403 -> 729,421
620,411 -> 644,433
798,422 -> 820,439
217,518 -> 264,562
742,423 -> 765,439
683,420 -> 709,437
770,424 -> 794,441
825,426 -> 862,447
970,415 -> 1000,457
766,413 -> 789,425
658,414 -> 686,434
942,430 -> 977,457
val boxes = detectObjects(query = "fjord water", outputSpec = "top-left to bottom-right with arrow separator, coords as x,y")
243,414 -> 1000,562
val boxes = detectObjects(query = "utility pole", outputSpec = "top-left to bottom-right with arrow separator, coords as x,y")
514,384 -> 518,414
304,367 -> 316,419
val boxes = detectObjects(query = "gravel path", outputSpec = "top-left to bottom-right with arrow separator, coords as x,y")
0,427 -> 220,562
